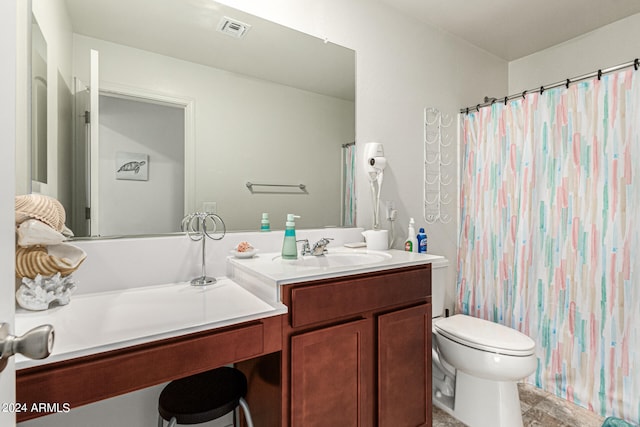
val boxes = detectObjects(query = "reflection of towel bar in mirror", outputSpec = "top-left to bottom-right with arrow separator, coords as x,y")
246,182 -> 307,194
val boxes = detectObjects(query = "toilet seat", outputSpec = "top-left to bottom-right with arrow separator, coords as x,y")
434,314 -> 535,357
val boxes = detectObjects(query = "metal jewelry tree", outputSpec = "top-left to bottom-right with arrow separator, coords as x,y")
181,212 -> 226,286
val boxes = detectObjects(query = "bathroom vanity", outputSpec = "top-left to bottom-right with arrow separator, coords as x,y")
15,249 -> 439,426
14,280 -> 287,423
281,264 -> 432,426
229,249 -> 436,426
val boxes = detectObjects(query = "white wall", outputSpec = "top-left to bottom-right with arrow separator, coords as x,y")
72,34 -> 355,232
509,13 -> 640,93
98,95 -> 185,236
215,0 -> 508,311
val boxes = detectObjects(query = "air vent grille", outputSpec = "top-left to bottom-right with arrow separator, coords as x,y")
217,17 -> 251,38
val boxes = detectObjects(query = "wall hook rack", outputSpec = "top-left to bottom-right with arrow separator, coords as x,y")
424,107 -> 453,224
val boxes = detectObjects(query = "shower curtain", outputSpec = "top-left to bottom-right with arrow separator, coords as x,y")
458,69 -> 640,422
342,143 -> 356,226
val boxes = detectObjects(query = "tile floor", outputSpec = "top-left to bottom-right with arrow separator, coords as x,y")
433,383 -> 606,427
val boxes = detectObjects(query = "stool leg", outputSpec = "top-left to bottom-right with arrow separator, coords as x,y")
157,414 -> 164,427
167,416 -> 177,427
238,397 -> 254,427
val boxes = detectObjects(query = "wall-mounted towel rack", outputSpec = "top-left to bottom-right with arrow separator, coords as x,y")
246,182 -> 307,194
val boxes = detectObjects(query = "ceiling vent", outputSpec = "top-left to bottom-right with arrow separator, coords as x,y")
217,17 -> 251,39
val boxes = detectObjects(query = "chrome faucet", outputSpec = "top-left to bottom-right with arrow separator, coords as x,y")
297,238 -> 334,256
311,237 -> 333,256
297,239 -> 311,256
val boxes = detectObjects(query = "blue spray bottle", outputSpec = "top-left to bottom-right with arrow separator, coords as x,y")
417,227 -> 427,253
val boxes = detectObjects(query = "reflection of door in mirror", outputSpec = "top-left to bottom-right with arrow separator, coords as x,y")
69,48 -> 98,237
71,78 -> 91,236
97,94 -> 185,237
71,80 -> 186,238
31,16 -> 47,185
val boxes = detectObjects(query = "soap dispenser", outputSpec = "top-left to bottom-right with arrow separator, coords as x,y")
261,212 -> 270,232
281,214 -> 300,259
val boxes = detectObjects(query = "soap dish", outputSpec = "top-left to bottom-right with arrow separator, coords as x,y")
230,249 -> 258,259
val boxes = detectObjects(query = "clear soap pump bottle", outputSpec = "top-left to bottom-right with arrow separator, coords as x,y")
281,214 -> 300,259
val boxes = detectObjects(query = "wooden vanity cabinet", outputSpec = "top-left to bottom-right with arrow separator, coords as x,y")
378,302 -> 432,426
290,317 -> 374,426
17,315 -> 283,423
280,264 -> 432,427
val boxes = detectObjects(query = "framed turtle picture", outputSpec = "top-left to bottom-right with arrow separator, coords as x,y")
115,152 -> 149,181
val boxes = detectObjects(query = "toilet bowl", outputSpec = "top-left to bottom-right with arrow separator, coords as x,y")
432,314 -> 537,427
429,258 -> 537,427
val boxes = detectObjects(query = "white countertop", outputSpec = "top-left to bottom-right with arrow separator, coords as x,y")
15,278 -> 287,369
227,248 -> 447,301
15,249 -> 444,370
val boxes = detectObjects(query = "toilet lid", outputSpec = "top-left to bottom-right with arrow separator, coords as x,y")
434,314 -> 535,356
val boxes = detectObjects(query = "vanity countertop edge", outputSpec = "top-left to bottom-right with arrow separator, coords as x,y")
227,248 -> 447,301
15,277 -> 287,369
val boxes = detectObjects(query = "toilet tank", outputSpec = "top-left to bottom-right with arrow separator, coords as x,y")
427,255 -> 449,318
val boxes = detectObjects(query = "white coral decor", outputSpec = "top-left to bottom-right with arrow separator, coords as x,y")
16,273 -> 77,311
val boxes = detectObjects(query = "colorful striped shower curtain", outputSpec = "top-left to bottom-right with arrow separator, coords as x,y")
457,69 -> 640,423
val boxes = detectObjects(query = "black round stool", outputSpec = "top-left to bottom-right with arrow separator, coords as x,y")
157,367 -> 254,427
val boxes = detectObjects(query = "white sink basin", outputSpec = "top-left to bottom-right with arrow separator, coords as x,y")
271,251 -> 392,268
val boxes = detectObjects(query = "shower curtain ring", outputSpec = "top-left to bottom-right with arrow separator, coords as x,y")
504,97 -> 508,105
598,69 -> 602,80
539,86 -> 544,94
522,91 -> 526,99
635,58 -> 639,71
566,79 -> 570,89
476,104 -> 480,112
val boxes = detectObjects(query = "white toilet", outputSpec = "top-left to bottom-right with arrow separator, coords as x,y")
430,257 -> 537,427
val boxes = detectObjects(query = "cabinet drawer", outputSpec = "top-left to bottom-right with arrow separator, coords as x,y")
289,265 -> 430,328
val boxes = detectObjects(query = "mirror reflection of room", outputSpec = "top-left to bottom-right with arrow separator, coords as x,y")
30,16 -> 47,186
22,0 -> 356,238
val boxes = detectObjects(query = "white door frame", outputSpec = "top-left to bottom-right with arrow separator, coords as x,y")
94,80 -> 196,227
1,0 -> 18,425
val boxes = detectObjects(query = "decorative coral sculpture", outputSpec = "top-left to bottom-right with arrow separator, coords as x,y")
16,273 -> 78,311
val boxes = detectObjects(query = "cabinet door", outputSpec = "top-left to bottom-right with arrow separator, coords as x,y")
290,319 -> 373,427
378,303 -> 431,427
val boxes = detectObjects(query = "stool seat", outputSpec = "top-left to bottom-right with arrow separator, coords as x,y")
158,367 -> 248,425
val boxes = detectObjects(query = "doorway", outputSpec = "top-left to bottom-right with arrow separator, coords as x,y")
97,94 -> 185,236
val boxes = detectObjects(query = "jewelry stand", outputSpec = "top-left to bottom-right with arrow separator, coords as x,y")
181,212 -> 226,286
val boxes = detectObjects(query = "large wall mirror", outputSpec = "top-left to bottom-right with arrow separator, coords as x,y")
23,0 -> 356,238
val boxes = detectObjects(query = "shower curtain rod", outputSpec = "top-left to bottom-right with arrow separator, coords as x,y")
460,57 -> 640,114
